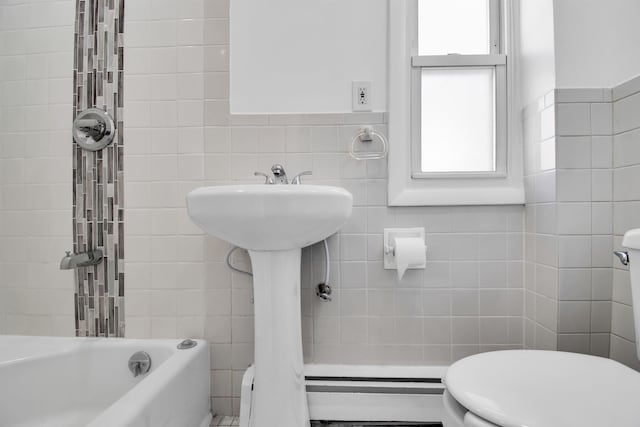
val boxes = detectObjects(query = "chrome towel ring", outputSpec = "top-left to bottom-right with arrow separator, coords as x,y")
349,126 -> 388,160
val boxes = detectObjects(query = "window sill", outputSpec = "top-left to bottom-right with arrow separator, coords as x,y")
388,183 -> 525,206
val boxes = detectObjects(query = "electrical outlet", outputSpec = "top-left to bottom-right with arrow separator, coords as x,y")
352,81 -> 372,112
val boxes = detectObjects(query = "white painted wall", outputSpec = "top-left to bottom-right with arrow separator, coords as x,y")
518,0 -> 640,101
554,0 -> 640,89
232,0 -> 640,112
517,0 -> 556,107
230,0 -> 387,114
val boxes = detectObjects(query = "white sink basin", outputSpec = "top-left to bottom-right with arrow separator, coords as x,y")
186,184 -> 353,251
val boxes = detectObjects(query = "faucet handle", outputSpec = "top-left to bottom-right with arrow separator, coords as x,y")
292,170 -> 312,185
614,251 -> 630,266
254,171 -> 274,184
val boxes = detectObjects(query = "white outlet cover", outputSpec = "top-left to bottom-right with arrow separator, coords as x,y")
383,227 -> 426,270
352,81 -> 372,112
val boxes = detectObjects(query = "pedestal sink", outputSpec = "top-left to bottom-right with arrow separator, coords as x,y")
186,184 -> 353,427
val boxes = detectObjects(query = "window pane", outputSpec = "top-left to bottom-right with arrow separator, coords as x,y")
420,67 -> 495,173
418,0 -> 490,55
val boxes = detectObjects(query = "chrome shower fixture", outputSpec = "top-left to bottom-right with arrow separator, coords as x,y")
73,108 -> 115,151
59,249 -> 104,270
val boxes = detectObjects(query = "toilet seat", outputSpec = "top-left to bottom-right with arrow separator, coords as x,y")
444,350 -> 640,427
443,389 -> 500,427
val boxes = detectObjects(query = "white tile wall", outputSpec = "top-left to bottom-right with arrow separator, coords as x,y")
0,0 -> 75,336
523,91 -> 559,350
523,87 -> 620,357
526,80 -> 640,365
553,90 -> 614,356
611,75 -> 640,370
122,1 -> 525,417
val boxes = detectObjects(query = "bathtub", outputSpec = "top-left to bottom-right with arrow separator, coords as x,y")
0,335 -> 211,427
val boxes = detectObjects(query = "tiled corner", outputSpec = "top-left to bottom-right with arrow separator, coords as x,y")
523,93 -> 559,350
525,88 -> 619,357
611,75 -> 640,368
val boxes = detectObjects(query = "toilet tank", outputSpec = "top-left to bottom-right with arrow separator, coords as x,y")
622,229 -> 640,360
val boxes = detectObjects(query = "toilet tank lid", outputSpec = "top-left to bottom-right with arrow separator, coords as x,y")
623,229 -> 640,250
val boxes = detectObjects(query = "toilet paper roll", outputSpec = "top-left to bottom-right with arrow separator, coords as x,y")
395,237 -> 426,281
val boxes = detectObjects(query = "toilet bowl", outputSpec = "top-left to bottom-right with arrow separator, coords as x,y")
442,229 -> 640,427
442,350 -> 640,427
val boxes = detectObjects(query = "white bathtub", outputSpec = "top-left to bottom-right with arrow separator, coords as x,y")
0,335 -> 211,427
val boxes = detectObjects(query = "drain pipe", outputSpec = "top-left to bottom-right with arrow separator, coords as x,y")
316,239 -> 332,301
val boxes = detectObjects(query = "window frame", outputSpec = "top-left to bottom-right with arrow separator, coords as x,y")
388,0 -> 524,206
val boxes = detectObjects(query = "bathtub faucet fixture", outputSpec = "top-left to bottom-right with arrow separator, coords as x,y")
59,249 -> 104,270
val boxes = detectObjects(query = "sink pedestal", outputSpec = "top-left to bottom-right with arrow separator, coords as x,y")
248,248 -> 310,427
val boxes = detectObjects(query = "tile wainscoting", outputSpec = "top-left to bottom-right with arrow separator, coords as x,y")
523,78 -> 640,370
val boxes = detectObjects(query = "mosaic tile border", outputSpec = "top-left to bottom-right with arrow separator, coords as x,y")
72,0 -> 125,337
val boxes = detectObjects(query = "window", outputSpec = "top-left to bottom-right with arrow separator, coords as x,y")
388,0 -> 523,206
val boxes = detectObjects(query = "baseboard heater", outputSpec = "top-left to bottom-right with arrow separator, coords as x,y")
310,422 -> 440,427
239,364 -> 448,426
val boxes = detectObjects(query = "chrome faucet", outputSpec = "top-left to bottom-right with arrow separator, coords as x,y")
271,164 -> 288,184
254,164 -> 312,185
614,251 -> 630,266
59,249 -> 104,270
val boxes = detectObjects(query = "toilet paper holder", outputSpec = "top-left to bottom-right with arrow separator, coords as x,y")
383,227 -> 427,271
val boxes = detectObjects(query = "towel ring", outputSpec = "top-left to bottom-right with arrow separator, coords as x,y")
349,126 -> 388,160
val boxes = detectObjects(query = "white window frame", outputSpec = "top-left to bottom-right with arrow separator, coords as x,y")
388,0 -> 524,206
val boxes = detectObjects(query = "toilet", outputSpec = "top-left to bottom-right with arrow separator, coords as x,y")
442,229 -> 640,427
